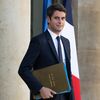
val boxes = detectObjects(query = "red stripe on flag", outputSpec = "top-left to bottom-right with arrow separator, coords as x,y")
72,75 -> 81,100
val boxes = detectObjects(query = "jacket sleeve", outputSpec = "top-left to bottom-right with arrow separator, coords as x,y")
18,38 -> 43,94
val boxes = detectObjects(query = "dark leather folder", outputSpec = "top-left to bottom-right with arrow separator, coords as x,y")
33,63 -> 71,99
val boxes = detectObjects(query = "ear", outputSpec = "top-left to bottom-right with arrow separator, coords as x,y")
47,16 -> 50,24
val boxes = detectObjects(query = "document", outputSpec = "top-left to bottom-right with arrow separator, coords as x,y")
33,63 -> 71,99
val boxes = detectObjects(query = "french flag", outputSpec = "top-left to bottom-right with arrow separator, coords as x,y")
61,0 -> 81,100
42,0 -> 52,32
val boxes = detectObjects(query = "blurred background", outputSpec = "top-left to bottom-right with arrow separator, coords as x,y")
0,0 -> 100,100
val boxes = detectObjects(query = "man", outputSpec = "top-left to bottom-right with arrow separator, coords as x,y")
18,3 -> 74,100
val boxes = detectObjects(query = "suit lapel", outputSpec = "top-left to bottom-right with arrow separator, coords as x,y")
45,30 -> 59,62
61,36 -> 70,61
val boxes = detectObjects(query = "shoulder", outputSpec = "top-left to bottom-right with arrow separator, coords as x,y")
31,33 -> 45,42
31,33 -> 44,40
30,31 -> 49,45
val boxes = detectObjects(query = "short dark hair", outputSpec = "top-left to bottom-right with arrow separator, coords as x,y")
47,3 -> 66,18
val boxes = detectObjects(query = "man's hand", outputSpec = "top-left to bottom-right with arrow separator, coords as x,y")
40,87 -> 56,99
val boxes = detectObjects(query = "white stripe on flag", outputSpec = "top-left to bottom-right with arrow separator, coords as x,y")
61,21 -> 79,78
61,21 -> 81,100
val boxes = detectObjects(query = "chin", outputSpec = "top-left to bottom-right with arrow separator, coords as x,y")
58,29 -> 62,32
56,30 -> 62,33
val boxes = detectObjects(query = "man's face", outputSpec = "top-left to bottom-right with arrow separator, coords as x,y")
47,10 -> 66,35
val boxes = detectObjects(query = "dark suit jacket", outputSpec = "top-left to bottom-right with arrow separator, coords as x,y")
18,30 -> 74,100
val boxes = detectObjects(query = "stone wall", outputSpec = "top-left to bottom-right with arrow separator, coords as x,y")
78,0 -> 100,100
0,0 -> 30,100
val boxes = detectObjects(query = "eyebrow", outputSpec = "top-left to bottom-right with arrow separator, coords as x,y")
54,16 -> 66,19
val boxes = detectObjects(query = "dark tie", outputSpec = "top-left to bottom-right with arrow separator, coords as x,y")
56,36 -> 63,63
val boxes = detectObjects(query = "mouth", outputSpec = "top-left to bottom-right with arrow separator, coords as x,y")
57,24 -> 63,27
57,25 -> 63,29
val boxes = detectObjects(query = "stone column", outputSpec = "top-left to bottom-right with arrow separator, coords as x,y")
78,0 -> 100,100
0,0 -> 30,100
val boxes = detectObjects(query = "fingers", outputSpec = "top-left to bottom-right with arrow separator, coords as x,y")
50,89 -> 57,95
45,89 -> 56,99
48,92 -> 53,98
40,87 -> 56,99
42,92 -> 53,99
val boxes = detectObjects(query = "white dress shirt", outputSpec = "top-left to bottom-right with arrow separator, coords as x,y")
48,29 -> 66,64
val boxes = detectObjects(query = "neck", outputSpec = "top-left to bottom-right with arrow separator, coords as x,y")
48,28 -> 60,35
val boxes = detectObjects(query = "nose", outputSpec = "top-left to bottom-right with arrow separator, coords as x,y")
58,18 -> 62,24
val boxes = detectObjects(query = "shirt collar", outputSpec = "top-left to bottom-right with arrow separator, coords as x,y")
48,28 -> 61,40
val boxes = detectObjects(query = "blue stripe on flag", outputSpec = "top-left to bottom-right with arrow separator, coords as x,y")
63,0 -> 73,25
42,0 -> 52,32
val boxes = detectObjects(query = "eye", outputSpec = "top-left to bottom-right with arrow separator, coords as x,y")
54,17 -> 59,20
62,17 -> 66,20
54,16 -> 66,21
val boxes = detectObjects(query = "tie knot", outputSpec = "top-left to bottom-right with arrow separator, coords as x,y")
56,36 -> 60,42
